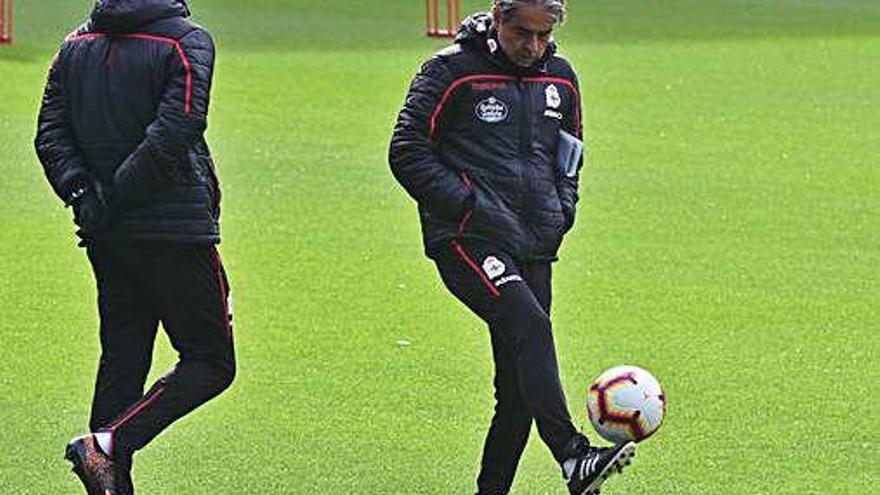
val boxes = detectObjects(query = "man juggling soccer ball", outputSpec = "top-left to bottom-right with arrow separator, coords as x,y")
390,1 -> 636,494
34,1 -> 234,493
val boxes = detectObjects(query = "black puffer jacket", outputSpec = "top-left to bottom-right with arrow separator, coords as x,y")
35,0 -> 220,244
389,13 -> 582,262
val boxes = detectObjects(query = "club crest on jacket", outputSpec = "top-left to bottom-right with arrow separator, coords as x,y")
482,256 -> 506,279
546,84 -> 561,109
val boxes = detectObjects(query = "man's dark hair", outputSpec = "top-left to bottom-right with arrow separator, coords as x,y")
493,0 -> 566,24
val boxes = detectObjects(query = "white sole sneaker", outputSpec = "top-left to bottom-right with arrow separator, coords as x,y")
578,441 -> 637,495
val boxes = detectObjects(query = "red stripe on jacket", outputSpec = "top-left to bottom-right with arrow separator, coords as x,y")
428,74 -> 582,139
65,32 -> 193,114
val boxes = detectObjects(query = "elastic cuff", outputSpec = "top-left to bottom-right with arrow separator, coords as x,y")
65,184 -> 90,207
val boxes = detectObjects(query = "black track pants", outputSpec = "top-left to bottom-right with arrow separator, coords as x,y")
433,239 -> 577,495
85,242 -> 235,458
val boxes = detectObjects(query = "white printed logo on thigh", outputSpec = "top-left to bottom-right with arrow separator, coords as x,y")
482,256 -> 506,279
482,256 -> 523,288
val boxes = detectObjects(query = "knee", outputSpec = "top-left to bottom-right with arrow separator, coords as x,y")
501,307 -> 552,353
493,375 -> 530,415
214,356 -> 236,393
98,347 -> 151,369
186,352 -> 235,395
493,397 -> 531,423
202,339 -> 236,392
97,354 -> 152,387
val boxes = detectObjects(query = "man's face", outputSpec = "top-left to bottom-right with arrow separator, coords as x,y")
493,4 -> 556,67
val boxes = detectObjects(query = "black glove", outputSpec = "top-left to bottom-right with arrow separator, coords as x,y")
562,205 -> 576,234
68,181 -> 110,235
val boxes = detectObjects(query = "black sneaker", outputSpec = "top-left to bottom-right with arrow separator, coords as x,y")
565,441 -> 636,495
64,435 -> 133,495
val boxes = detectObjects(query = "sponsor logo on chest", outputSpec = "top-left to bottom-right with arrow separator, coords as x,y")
475,97 -> 509,124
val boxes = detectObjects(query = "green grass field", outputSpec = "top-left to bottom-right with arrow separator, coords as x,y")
1,1 -> 878,493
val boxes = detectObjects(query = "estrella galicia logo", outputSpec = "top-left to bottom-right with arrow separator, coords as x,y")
475,97 -> 509,124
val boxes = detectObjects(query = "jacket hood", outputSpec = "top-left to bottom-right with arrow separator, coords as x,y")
454,12 -> 494,45
91,0 -> 190,33
455,12 -> 558,73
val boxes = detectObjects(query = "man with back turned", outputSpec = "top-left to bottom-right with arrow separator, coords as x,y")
35,1 -> 234,493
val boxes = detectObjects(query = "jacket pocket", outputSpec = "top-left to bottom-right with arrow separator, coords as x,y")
193,153 -> 221,218
455,171 -> 475,235
467,179 -> 529,252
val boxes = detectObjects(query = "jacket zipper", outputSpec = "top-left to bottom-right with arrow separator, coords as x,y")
517,78 -> 534,244
517,79 -> 531,163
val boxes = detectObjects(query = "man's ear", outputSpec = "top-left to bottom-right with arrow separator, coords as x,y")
491,5 -> 502,28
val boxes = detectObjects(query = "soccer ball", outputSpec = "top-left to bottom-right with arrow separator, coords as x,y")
587,365 -> 666,443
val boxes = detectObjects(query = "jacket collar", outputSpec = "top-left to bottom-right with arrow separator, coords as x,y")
456,12 -> 557,76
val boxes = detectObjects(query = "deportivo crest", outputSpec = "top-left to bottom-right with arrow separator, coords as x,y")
482,256 -> 506,279
475,97 -> 509,124
546,84 -> 562,109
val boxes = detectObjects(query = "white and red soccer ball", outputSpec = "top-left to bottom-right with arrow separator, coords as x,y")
587,365 -> 667,443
